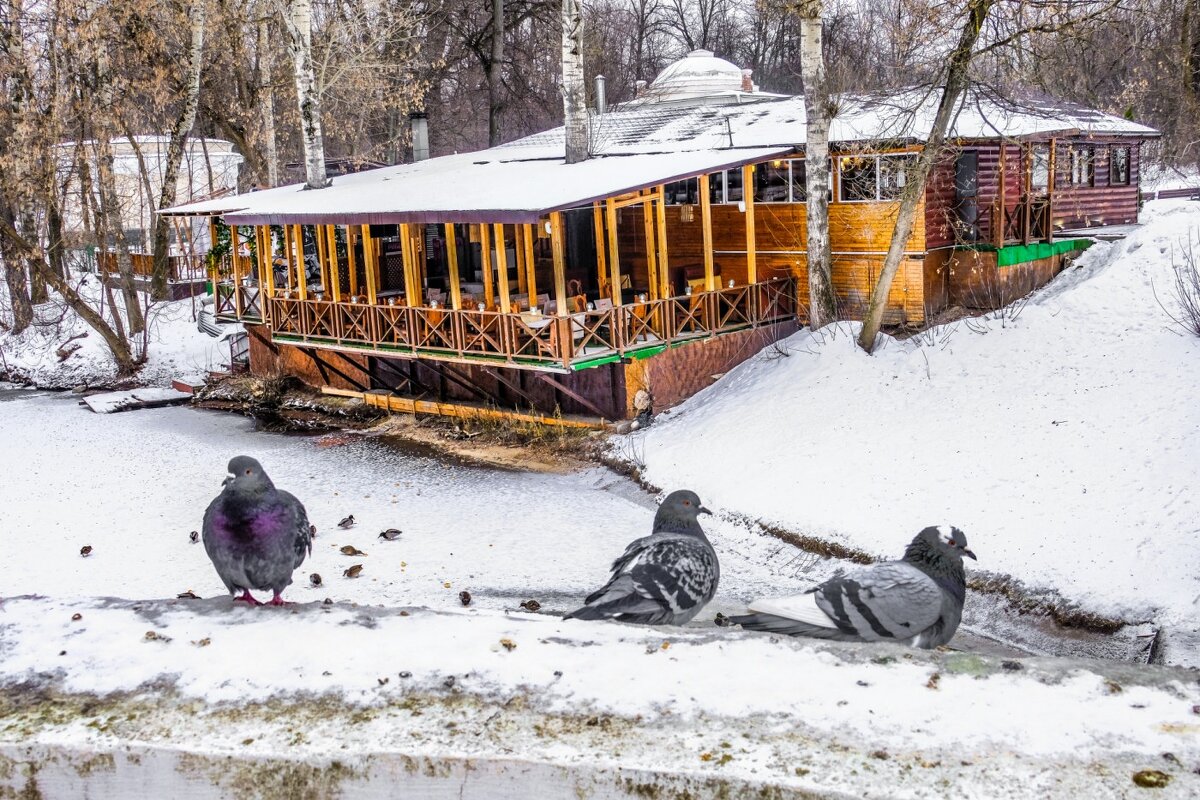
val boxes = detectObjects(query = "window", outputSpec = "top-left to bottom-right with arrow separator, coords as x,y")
1068,146 -> 1094,186
1030,144 -> 1050,193
1110,146 -> 1130,185
664,177 -> 700,205
839,156 -> 878,201
838,154 -> 916,202
753,160 -> 791,202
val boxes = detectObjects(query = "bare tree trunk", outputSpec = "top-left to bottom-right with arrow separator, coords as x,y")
280,0 -> 329,189
150,0 -> 206,300
487,0 -> 504,146
561,0 -> 588,164
0,215 -> 137,372
257,7 -> 279,187
92,135 -> 146,336
797,1 -> 837,327
0,203 -> 34,332
857,0 -> 996,354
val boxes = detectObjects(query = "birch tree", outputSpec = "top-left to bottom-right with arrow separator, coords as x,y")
562,0 -> 588,163
794,0 -> 837,327
280,0 -> 329,189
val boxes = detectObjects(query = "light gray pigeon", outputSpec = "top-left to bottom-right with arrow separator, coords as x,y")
201,456 -> 313,606
564,490 -> 719,625
731,526 -> 976,649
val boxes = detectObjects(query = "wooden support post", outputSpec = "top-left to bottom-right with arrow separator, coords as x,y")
360,224 -> 377,304
995,142 -> 1006,247
605,198 -> 621,305
255,226 -> 271,292
326,225 -> 340,299
743,164 -> 757,284
655,186 -> 670,297
293,225 -> 308,300
345,226 -> 358,299
229,224 -> 245,315
399,223 -> 420,306
592,202 -> 608,299
514,224 -> 527,295
493,223 -> 511,312
283,223 -> 296,292
523,224 -> 537,302
641,201 -> 658,300
1022,146 -> 1033,246
315,224 -> 329,295
1046,138 -> 1056,244
445,223 -> 462,310
549,212 -> 568,316
479,223 -> 495,309
207,217 -> 219,287
699,173 -> 715,291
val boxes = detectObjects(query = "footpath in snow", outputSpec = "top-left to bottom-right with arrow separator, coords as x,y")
627,199 -> 1200,654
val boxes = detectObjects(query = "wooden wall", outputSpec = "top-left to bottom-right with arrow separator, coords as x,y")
616,197 -> 928,325
247,324 -> 371,392
947,249 -> 1067,309
1050,138 -> 1141,229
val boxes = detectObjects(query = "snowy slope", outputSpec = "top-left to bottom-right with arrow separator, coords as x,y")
631,200 -> 1200,629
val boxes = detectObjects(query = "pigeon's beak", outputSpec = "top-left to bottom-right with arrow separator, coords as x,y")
962,547 -> 977,561
222,473 -> 234,487
698,506 -> 713,516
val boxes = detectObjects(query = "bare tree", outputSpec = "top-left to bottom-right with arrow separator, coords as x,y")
562,0 -> 588,163
280,0 -> 329,189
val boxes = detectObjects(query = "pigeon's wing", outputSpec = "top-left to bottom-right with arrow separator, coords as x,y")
200,494 -> 238,594
277,490 -> 312,566
808,561 -> 943,643
569,536 -> 717,624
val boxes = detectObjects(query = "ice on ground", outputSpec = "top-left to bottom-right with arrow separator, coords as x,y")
83,387 -> 193,413
629,199 -> 1200,635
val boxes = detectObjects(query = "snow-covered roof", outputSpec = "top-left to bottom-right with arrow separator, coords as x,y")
162,146 -> 793,225
163,85 -> 1156,224
619,49 -> 787,109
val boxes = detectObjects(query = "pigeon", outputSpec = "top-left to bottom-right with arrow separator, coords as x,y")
564,490 -> 719,625
201,456 -> 313,606
731,525 -> 976,649
338,515 -> 356,529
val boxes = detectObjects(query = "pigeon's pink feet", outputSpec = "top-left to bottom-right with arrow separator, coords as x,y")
234,590 -> 262,606
269,592 -> 288,606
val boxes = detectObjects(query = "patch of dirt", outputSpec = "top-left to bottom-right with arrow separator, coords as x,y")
193,374 -> 385,432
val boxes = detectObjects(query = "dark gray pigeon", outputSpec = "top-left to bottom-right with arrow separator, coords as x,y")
564,490 -> 719,625
202,456 -> 313,606
732,526 -> 976,649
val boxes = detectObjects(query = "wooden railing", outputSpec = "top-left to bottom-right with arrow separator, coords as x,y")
261,277 -> 796,369
214,281 -> 263,322
98,252 -> 206,282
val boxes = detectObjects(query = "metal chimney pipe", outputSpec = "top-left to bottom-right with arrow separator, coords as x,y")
595,74 -> 607,115
409,111 -> 429,161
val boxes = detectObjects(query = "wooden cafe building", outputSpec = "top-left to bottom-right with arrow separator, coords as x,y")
165,50 -> 1158,424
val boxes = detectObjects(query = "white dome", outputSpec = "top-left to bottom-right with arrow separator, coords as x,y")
648,50 -> 746,102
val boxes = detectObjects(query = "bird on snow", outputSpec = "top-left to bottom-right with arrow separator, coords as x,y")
201,456 -> 313,606
338,515 -> 356,529
378,528 -> 402,541
731,525 -> 976,649
564,490 -> 719,625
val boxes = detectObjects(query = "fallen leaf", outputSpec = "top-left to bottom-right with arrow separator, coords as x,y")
192,638 -> 211,648
459,591 -> 472,606
80,545 -> 93,557
499,638 -> 516,652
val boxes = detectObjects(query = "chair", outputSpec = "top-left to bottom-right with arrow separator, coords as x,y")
594,297 -> 614,312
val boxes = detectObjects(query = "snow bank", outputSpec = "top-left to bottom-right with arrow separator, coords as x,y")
0,273 -> 229,388
3,596 -> 1198,799
630,200 -> 1200,632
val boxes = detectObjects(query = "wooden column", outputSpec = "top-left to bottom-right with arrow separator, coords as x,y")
479,223 -> 495,309
283,223 -> 296,292
345,226 -> 359,299
399,223 -> 420,306
641,201 -> 658,300
1046,138 -> 1056,244
549,212 -> 568,316
605,198 -> 621,305
493,223 -> 511,312
444,223 -> 462,310
514,224 -> 527,295
207,217 -> 219,287
743,164 -> 757,284
360,224 -> 377,304
592,202 -> 608,299
293,225 -> 308,300
229,225 -> 244,314
256,226 -> 272,293
315,224 -> 329,295
699,173 -> 715,291
523,224 -> 538,303
655,186 -> 670,297
326,226 -> 343,301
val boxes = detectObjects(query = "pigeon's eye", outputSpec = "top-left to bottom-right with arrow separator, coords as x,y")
947,539 -> 956,546
245,469 -> 252,475
683,500 -> 691,506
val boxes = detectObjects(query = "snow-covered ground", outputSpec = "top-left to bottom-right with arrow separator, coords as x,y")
1144,163 -> 1200,195
630,199 -> 1200,646
0,272 -> 229,388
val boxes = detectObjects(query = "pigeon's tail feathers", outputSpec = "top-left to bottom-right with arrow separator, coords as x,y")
568,575 -> 667,622
562,604 -> 608,621
748,592 -> 839,629
730,612 -> 860,640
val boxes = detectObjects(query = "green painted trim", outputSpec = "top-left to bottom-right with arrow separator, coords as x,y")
958,238 -> 1091,268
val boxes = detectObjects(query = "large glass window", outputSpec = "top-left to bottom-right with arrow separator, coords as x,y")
1068,146 -> 1094,186
754,160 -> 791,202
1030,144 -> 1050,192
838,154 -> 915,202
664,177 -> 700,205
1110,146 -> 1130,185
